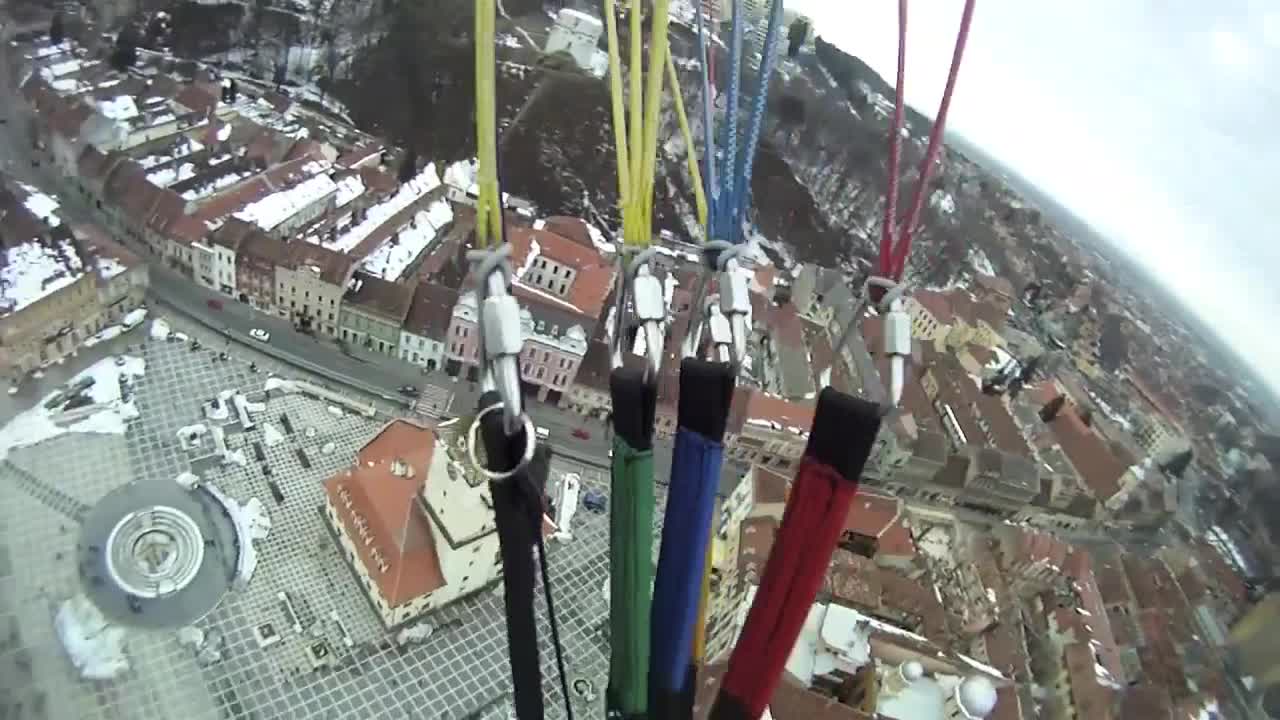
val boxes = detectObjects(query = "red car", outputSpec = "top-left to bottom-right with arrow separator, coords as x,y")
206,298 -> 223,311
572,428 -> 591,440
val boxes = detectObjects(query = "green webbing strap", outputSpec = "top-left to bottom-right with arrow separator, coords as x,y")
608,432 -> 655,719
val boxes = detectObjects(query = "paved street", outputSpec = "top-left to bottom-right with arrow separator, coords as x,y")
151,270 -> 673,473
0,322 -> 671,720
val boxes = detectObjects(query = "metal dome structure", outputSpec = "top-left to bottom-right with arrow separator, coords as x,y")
957,675 -> 999,718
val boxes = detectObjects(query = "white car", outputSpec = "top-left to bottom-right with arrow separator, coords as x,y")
249,328 -> 271,343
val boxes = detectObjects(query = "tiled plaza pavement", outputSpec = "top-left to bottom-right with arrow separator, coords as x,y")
0,321 -> 671,720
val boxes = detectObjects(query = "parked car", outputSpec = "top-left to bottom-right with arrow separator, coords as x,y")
249,328 -> 270,343
582,490 -> 607,513
398,384 -> 418,396
572,428 -> 591,440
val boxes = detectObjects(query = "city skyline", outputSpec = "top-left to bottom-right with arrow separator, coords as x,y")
792,0 -> 1280,396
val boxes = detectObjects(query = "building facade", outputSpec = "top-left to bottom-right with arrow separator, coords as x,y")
276,243 -> 354,337
0,181 -> 148,382
340,273 -> 415,355
399,282 -> 457,372
322,420 -> 502,627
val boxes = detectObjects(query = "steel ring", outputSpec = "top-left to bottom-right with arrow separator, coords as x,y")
466,403 -> 536,481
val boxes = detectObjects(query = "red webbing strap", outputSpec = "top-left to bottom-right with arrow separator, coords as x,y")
708,389 -> 881,720
720,459 -> 855,715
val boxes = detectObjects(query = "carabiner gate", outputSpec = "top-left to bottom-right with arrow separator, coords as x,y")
610,246 -> 665,381
467,246 -> 525,437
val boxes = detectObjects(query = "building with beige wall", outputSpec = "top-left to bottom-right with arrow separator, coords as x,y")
276,242 -> 355,336
322,419 -> 503,627
0,179 -> 147,383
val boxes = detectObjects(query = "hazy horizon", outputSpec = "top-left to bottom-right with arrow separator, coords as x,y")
788,0 -> 1280,400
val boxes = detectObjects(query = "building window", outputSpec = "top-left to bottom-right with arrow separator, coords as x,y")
536,367 -> 545,380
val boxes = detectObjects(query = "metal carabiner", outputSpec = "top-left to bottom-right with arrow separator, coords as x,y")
681,240 -> 748,371
830,275 -> 913,410
716,244 -> 750,370
467,246 -> 525,437
610,246 -> 664,381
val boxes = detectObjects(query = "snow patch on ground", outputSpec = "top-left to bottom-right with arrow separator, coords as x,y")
175,471 -> 201,490
55,594 -> 129,680
0,356 -> 145,461
264,377 -> 300,394
262,422 -> 285,448
149,318 -> 171,340
969,248 -> 995,277
203,482 -> 271,589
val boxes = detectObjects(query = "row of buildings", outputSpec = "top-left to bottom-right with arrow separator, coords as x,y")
688,456 -> 1248,720
0,172 -> 148,382
5,31 -> 622,402
6,29 -> 1194,545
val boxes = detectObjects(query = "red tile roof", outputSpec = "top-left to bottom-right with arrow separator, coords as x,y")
508,224 -> 614,318
541,216 -> 595,249
739,390 -> 815,433
876,518 -> 918,560
174,83 -> 218,115
976,274 -> 1014,298
404,282 -> 459,338
912,289 -> 954,324
752,466 -> 790,506
1000,526 -> 1071,574
345,272 -> 416,322
282,240 -> 356,286
1064,643 -> 1118,720
1192,540 -> 1248,608
1047,406 -> 1131,501
1064,549 -> 1125,681
359,165 -> 399,196
1092,547 -> 1133,607
323,420 -> 445,607
843,492 -> 900,538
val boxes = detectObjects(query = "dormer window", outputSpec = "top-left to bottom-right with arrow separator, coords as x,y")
390,458 -> 413,477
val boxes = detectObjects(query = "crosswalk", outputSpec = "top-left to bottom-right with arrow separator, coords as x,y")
411,385 -> 453,421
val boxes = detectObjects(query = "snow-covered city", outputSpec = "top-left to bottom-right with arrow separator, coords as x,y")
0,1 -> 1274,720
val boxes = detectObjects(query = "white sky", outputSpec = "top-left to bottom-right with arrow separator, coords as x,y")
789,0 -> 1280,394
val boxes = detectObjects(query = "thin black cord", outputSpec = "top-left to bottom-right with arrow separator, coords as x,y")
533,508 -> 575,720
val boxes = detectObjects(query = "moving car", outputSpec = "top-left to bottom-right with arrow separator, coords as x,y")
398,384 -> 418,396
572,428 -> 591,440
249,328 -> 271,343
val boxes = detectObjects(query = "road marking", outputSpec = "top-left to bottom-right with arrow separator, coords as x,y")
412,385 -> 453,420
